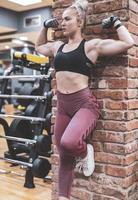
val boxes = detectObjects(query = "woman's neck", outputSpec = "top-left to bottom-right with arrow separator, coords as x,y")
68,33 -> 83,44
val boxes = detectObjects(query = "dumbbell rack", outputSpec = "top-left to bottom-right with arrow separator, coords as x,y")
0,52 -> 53,188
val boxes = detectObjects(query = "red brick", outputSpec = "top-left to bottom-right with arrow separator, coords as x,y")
108,78 -> 127,89
129,10 -> 138,25
128,79 -> 138,88
71,188 -> 92,200
128,46 -> 137,56
129,57 -> 138,67
128,22 -> 138,35
105,165 -> 127,177
103,143 -> 125,154
127,120 -> 138,131
93,90 -> 125,100
124,110 -> 138,120
95,152 -> 124,165
124,153 -> 136,165
87,9 -> 128,25
92,130 -> 124,143
126,89 -> 138,99
129,0 -> 138,13
93,0 -> 128,14
127,68 -> 138,78
124,131 -> 136,143
105,100 -> 128,110
122,174 -> 137,188
103,121 -> 127,131
53,0 -> 72,8
125,140 -> 138,153
132,34 -> 138,46
93,66 -> 127,77
102,186 -> 126,199
95,164 -> 105,173
101,110 -> 124,120
126,162 -> 138,176
128,100 -> 138,109
92,141 -> 103,151
93,193 -> 122,200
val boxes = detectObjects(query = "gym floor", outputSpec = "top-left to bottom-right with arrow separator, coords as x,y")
0,118 -> 52,200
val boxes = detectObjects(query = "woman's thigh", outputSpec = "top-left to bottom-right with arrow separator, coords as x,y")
54,112 -> 71,151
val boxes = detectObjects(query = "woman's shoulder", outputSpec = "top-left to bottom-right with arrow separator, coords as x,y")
85,38 -> 102,51
53,40 -> 64,55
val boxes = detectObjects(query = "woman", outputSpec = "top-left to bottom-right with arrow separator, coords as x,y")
35,0 -> 134,199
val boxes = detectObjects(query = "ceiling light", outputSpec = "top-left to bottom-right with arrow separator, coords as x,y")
19,36 -> 28,41
8,0 -> 42,6
24,44 -> 28,47
5,45 -> 10,49
12,39 -> 24,45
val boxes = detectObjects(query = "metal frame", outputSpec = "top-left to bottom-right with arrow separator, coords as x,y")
0,94 -> 46,100
0,135 -> 36,145
0,114 -> 45,122
0,75 -> 49,79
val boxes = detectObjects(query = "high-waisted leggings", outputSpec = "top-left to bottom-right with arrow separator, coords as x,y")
54,87 -> 100,198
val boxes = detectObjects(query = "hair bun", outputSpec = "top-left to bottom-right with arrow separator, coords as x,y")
74,0 -> 88,11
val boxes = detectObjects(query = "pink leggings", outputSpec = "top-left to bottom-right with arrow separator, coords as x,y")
54,87 -> 100,198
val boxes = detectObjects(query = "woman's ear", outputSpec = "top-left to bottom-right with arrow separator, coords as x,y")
77,17 -> 84,28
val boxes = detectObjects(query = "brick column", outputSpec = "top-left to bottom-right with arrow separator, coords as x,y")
51,0 -> 138,199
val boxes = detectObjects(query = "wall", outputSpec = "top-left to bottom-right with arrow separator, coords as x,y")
51,0 -> 138,199
0,7 -> 52,33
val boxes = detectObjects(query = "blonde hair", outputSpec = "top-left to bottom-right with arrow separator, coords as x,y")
69,0 -> 88,29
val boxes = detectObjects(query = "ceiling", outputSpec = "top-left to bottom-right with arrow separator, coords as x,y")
0,0 -> 53,52
0,0 -> 53,11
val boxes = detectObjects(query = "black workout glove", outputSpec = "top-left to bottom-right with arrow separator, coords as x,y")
43,18 -> 59,28
102,15 -> 120,29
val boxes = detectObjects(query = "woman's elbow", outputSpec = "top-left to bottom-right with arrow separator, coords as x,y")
35,45 -> 44,55
35,45 -> 40,52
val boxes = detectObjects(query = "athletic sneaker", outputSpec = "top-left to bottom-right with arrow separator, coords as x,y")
75,144 -> 95,177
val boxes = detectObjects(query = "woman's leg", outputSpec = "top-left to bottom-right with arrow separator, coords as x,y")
56,108 -> 98,198
54,112 -> 74,199
60,108 -> 98,157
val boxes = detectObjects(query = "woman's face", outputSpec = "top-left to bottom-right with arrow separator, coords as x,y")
61,8 -> 81,37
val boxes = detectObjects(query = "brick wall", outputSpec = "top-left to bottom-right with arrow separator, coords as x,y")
51,0 -> 138,199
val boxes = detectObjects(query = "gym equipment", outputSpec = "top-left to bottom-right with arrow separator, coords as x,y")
0,131 -> 51,188
102,15 -> 120,29
0,133 -> 51,156
0,94 -> 46,100
0,75 -> 49,79
13,52 -> 49,64
43,18 -> 59,28
0,114 -> 46,121
0,156 -> 51,187
0,52 -> 53,188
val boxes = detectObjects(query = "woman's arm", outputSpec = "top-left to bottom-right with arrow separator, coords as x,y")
86,16 -> 134,61
97,23 -> 134,56
35,18 -> 63,57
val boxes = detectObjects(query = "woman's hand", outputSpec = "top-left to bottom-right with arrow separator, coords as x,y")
43,18 -> 59,28
102,15 -> 120,29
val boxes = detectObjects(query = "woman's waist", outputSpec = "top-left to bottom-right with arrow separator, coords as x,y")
57,86 -> 91,102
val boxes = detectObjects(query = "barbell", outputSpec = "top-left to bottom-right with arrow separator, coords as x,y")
0,75 -> 49,79
0,133 -> 52,155
0,94 -> 46,100
0,156 -> 51,179
0,114 -> 46,122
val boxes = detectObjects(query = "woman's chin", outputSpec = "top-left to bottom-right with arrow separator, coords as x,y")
63,31 -> 69,36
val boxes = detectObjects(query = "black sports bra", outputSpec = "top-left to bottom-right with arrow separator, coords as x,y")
54,39 -> 94,77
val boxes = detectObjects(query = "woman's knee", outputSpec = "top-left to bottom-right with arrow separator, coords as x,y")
60,137 -> 77,154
